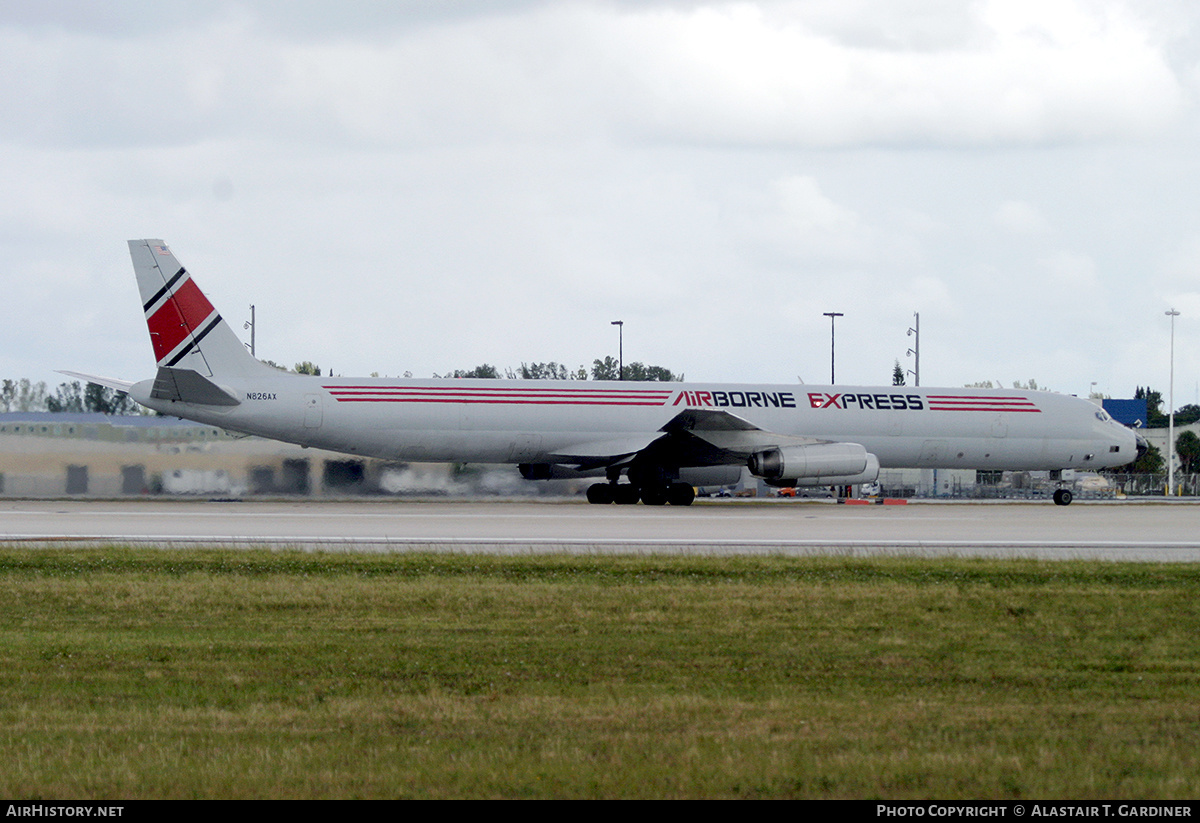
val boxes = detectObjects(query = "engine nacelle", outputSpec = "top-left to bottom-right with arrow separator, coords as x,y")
519,462 -> 605,480
678,465 -> 745,488
748,442 -> 869,481
519,463 -> 554,480
789,453 -> 879,487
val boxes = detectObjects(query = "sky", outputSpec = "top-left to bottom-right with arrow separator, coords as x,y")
3,0 -> 1200,404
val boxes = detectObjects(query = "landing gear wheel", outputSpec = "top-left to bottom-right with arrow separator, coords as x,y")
614,484 -> 641,505
666,482 -> 695,507
587,483 -> 614,505
640,486 -> 668,506
1053,488 -> 1073,506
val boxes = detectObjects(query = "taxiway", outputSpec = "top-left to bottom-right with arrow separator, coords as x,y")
1,498 -> 1198,561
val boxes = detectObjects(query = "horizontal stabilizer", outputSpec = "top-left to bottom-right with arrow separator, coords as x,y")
151,367 -> 240,406
56,370 -> 136,393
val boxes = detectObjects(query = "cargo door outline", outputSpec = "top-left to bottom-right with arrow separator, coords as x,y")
304,393 -> 323,429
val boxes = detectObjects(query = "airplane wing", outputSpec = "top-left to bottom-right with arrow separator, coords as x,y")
550,408 -> 828,471
548,435 -> 662,469
647,408 -> 830,467
659,408 -> 826,451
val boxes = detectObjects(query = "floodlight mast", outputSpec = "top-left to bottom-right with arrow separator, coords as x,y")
823,312 -> 843,383
611,320 -> 624,381
1166,308 -> 1180,496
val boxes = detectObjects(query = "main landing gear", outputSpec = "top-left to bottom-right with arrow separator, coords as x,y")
586,481 -> 696,506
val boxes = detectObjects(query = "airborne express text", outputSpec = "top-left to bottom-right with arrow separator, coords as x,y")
673,390 -> 796,408
807,392 -> 926,410
673,390 -> 926,410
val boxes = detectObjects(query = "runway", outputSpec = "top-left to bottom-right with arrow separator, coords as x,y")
2,498 -> 1199,561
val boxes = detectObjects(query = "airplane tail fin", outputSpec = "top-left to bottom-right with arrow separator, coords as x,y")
128,240 -> 271,379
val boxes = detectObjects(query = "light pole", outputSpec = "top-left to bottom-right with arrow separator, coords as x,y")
611,320 -> 623,381
823,312 -> 843,384
906,312 -> 920,386
1166,308 -> 1180,497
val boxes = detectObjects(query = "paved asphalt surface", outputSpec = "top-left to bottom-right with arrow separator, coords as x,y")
1,498 -> 1198,561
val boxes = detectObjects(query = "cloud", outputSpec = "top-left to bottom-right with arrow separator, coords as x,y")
2,1 -> 1199,395
994,200 -> 1052,235
0,1 -> 1189,153
761,175 -> 869,261
606,0 -> 1188,147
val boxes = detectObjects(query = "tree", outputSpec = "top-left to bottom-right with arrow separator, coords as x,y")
3,377 -> 140,415
1127,442 -> 1164,474
591,356 -> 620,381
433,358 -> 680,381
3,378 -> 48,412
1176,430 -> 1200,474
45,381 -> 84,413
1171,404 -> 1200,426
966,379 -> 1058,392
590,358 -> 682,381
514,362 -> 571,380
1134,387 -> 1168,427
294,361 -> 322,376
438,364 -> 500,379
892,360 -> 905,386
623,362 -> 683,382
84,383 -> 142,415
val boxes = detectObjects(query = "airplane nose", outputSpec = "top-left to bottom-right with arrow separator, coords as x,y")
1135,432 -> 1149,461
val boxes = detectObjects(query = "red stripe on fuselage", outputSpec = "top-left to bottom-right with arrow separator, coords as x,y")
323,385 -> 669,394
322,385 -> 673,406
926,394 -> 1040,413
145,277 -> 215,362
331,397 -> 668,405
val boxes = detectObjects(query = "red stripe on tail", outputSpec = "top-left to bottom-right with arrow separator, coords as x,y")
146,277 -> 215,362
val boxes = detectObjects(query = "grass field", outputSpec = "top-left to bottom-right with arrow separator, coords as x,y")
0,548 -> 1198,799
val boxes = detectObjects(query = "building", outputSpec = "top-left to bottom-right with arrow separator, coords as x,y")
0,412 -> 527,497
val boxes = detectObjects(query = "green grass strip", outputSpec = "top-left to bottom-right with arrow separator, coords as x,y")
0,548 -> 1198,798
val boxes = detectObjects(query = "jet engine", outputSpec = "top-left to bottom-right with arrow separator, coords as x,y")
789,453 -> 880,487
748,442 -> 873,484
678,465 -> 745,487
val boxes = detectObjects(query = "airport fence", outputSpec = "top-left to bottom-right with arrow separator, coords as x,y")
1101,473 -> 1200,497
877,473 -> 1200,500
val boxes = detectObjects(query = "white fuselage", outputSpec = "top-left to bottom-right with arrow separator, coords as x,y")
130,376 -> 1139,473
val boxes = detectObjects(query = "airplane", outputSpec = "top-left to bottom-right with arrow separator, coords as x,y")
64,239 -> 1145,507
